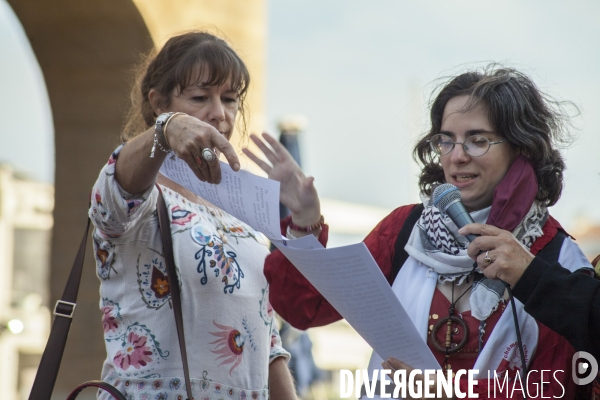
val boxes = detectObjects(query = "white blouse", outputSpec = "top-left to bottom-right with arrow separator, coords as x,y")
89,145 -> 289,400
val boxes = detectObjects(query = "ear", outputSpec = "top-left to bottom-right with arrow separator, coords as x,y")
148,89 -> 164,115
515,146 -> 530,159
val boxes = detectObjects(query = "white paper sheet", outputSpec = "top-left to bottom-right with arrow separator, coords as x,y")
270,233 -> 325,250
271,241 -> 440,370
160,156 -> 437,370
160,156 -> 282,238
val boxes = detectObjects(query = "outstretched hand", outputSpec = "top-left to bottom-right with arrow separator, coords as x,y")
243,133 -> 321,227
459,223 -> 535,286
166,114 -> 240,184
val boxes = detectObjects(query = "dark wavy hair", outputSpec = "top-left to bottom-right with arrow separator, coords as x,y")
122,31 -> 250,142
413,66 -> 576,206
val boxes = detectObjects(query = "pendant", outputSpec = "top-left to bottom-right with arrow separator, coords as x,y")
429,315 -> 469,354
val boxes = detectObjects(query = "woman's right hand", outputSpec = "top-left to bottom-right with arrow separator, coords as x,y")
243,133 -> 321,228
165,114 -> 240,184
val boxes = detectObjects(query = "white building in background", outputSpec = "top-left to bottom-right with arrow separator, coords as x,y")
0,164 -> 53,400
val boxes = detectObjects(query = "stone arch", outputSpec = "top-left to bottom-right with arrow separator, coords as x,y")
7,0 -> 154,395
8,0 -> 266,396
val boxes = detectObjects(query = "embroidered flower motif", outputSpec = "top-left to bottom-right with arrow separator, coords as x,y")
137,255 -> 170,309
97,247 -> 109,265
209,320 -> 245,375
101,300 -> 120,333
152,277 -> 169,296
208,208 -> 259,244
94,190 -> 107,217
199,370 -> 210,392
113,331 -> 153,370
126,198 -> 144,217
214,243 -> 234,277
152,380 -> 163,390
104,145 -> 122,177
155,393 -> 168,400
259,285 -> 274,326
239,391 -> 247,400
106,323 -> 169,377
171,206 -> 196,226
195,236 -> 244,293
107,148 -> 119,165
150,266 -> 170,298
94,234 -> 116,280
169,378 -> 181,390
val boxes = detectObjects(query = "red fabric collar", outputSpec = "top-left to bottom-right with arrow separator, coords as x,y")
529,215 -> 565,255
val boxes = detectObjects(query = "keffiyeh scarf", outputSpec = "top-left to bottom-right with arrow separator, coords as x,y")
405,154 -> 547,320
405,195 -> 547,320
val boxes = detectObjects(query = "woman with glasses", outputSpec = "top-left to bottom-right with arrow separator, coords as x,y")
247,66 -> 595,399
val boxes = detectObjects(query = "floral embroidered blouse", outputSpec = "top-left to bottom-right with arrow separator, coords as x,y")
89,145 -> 289,400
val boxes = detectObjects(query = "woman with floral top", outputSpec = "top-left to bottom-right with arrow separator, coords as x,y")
88,31 -> 310,400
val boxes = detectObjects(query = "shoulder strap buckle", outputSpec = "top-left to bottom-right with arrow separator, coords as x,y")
54,300 -> 76,319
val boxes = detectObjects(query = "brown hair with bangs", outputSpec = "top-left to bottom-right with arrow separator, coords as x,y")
122,31 -> 250,142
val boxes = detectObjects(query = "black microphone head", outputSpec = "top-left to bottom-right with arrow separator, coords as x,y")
432,183 -> 461,212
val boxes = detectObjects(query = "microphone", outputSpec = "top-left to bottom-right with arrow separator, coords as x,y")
433,184 -> 528,381
432,189 -> 528,390
432,183 -> 478,242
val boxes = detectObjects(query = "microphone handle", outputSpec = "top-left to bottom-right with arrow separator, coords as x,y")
444,200 -> 479,242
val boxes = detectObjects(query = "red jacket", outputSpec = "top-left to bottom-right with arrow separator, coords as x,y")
265,205 -> 578,399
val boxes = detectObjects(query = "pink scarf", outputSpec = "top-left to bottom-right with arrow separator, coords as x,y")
487,154 -> 538,231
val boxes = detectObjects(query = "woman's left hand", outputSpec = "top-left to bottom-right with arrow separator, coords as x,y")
243,133 -> 321,227
459,223 -> 535,286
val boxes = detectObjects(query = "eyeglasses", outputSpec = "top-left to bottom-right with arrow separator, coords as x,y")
427,134 -> 506,157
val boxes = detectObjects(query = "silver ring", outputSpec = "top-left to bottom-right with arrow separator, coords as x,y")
201,148 -> 217,162
484,250 -> 492,263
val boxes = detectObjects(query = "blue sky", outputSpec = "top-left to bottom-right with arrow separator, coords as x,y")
266,0 -> 600,228
0,0 -> 53,182
1,0 -> 600,229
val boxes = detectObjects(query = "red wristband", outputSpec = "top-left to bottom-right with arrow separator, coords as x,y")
288,215 -> 324,232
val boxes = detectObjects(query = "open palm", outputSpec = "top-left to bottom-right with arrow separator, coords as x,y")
243,133 -> 321,225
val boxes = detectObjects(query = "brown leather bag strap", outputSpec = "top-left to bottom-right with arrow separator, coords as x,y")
156,188 -> 194,400
29,190 -> 193,400
66,381 -> 127,400
28,219 -> 91,400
